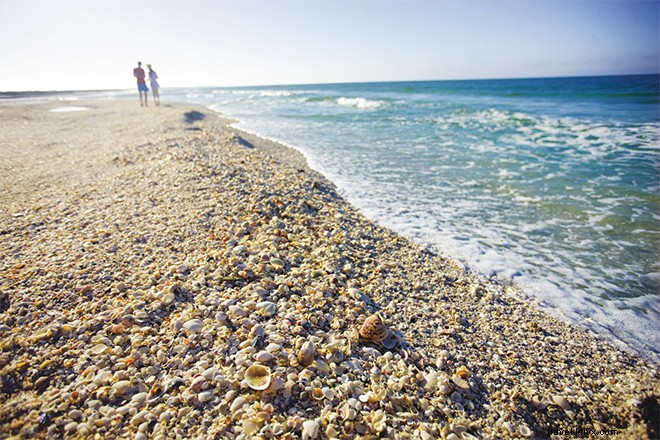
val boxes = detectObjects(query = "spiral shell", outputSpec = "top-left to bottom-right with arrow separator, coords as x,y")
359,314 -> 389,343
245,364 -> 271,391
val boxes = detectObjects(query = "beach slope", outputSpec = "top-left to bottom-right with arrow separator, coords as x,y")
0,100 -> 657,439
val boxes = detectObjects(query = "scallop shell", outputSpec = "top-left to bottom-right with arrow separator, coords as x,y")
359,314 -> 388,343
297,341 -> 316,368
244,364 -> 271,391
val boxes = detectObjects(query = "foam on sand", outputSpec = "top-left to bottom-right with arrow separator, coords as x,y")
49,106 -> 91,112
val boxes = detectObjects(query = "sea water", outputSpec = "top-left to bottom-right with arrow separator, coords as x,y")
111,75 -> 660,362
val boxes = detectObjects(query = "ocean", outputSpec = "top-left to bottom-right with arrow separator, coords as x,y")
106,75 -> 659,362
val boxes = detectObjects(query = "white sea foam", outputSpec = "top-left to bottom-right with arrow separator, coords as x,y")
49,106 -> 90,112
260,90 -> 293,97
336,97 -> 387,109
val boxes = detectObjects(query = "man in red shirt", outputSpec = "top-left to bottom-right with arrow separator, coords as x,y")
133,62 -> 149,107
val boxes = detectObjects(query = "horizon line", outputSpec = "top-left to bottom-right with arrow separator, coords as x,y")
2,72 -> 658,94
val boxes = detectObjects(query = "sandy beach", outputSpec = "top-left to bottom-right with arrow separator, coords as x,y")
0,100 -> 657,439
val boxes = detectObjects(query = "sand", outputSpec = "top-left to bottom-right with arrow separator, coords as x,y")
0,99 -> 657,439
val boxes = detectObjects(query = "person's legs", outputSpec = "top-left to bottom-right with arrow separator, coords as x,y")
138,84 -> 149,106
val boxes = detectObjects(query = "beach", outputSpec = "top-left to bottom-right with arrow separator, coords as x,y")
0,99 -> 657,438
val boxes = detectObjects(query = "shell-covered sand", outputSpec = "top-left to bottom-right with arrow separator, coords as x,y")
0,100 -> 657,439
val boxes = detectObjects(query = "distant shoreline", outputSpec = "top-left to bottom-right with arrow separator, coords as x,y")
2,73 -> 657,97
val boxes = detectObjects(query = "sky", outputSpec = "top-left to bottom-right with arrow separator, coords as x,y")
0,0 -> 658,91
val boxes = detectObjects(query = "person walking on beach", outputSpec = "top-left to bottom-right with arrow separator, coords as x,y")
147,64 -> 160,106
133,61 -> 148,107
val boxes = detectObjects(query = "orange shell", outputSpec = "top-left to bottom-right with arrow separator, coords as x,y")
359,314 -> 389,343
455,365 -> 471,379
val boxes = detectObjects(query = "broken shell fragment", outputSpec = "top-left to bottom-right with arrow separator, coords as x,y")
245,364 -> 271,390
552,395 -> 571,410
380,330 -> 398,349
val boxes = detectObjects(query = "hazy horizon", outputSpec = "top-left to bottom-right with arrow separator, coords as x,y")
2,71 -> 660,94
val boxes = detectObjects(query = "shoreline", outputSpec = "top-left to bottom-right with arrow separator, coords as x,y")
0,100 -> 657,438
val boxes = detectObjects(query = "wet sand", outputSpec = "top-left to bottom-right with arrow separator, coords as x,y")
0,100 -> 657,439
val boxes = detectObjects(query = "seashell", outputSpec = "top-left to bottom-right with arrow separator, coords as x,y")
112,380 -> 131,395
182,319 -> 203,333
371,410 -> 387,433
162,292 -> 176,306
228,305 -> 247,317
302,420 -> 320,440
190,375 -> 208,392
230,396 -> 248,412
519,425 -> 533,438
311,387 -> 324,400
147,384 -> 166,402
451,376 -> 469,390
110,323 -> 126,334
455,365 -> 471,379
91,344 -> 108,355
321,387 -> 334,400
297,341 -> 316,367
314,359 -> 330,374
245,364 -> 271,390
347,287 -> 368,302
202,367 -> 218,381
198,390 -> 214,403
270,258 -> 285,269
254,351 -> 273,363
424,371 -> 438,390
380,330 -> 398,349
362,347 -> 382,357
131,392 -> 148,404
265,343 -> 282,353
359,314 -> 388,344
438,383 -> 452,395
552,395 -> 570,410
242,419 -> 259,435
256,301 -> 278,317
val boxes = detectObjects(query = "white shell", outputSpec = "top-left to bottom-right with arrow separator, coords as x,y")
229,396 -> 248,412
254,351 -> 274,363
182,319 -> 203,333
552,395 -> 571,410
198,390 -> 214,403
244,364 -> 271,390
301,420 -> 320,440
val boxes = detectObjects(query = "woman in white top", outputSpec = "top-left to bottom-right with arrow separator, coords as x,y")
147,64 -> 160,106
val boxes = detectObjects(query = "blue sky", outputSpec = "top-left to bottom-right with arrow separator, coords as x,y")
0,0 -> 657,91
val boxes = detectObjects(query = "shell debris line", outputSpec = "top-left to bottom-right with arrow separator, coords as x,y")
0,100 -> 658,439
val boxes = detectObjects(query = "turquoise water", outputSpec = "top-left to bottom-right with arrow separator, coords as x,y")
111,76 -> 660,361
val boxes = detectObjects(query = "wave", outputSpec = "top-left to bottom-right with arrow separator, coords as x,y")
260,90 -> 293,97
336,97 -> 388,109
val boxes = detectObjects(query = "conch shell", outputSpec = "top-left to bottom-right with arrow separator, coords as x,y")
245,364 -> 271,390
359,314 -> 388,342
